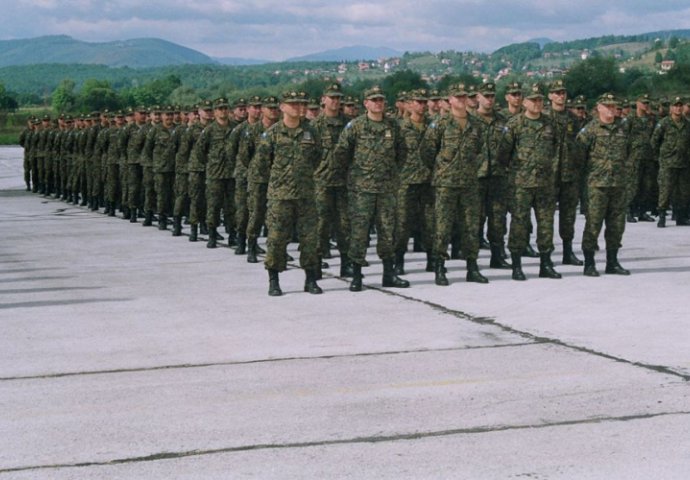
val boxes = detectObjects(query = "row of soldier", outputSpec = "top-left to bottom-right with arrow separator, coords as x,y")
18,80 -> 690,295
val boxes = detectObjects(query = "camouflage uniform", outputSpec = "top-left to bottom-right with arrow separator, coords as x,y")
651,112 -> 690,219
18,125 -> 32,190
187,122 -> 210,230
577,115 -> 630,252
334,113 -> 407,266
246,121 -> 270,246
625,110 -> 656,216
143,121 -> 177,222
173,122 -> 197,219
105,122 -> 122,212
127,121 -> 150,216
253,119 -> 320,272
196,121 -> 234,232
232,120 -> 253,243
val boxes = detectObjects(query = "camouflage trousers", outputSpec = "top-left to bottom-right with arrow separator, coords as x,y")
23,153 -> 31,189
508,187 -> 555,255
72,158 -> 87,198
394,182 -> 434,255
127,164 -> 143,210
626,155 -> 641,207
119,163 -> 129,210
264,198 -> 318,272
173,170 -> 189,218
635,159 -> 658,212
35,155 -> 45,192
556,180 -> 580,242
206,178 -> 235,230
433,186 -> 480,261
657,166 -> 690,211
90,161 -> 105,200
155,172 -> 174,217
187,171 -> 206,225
234,175 -> 248,237
348,191 -> 396,266
106,163 -> 120,204
478,176 -> 509,247
247,182 -> 268,242
316,184 -> 350,256
581,186 -> 626,252
142,166 -> 156,213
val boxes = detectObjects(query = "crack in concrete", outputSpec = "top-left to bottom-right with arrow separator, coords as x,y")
0,341 -> 541,382
1,410 -> 688,474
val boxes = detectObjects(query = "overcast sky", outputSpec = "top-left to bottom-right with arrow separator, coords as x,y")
5,0 -> 690,61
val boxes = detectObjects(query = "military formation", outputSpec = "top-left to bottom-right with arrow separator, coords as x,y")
17,80 -> 690,296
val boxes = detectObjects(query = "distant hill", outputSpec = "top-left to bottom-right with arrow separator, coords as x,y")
213,57 -> 268,66
0,35 -> 215,68
528,38 -> 555,49
287,45 -> 402,62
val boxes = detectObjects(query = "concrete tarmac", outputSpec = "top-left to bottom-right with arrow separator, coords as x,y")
1,146 -> 689,479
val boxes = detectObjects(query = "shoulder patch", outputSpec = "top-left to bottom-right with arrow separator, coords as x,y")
345,121 -> 353,129
429,122 -> 436,129
579,127 -> 586,134
261,132 -> 268,139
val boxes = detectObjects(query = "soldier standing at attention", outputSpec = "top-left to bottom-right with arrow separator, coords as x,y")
142,106 -> 177,230
310,83 -> 353,277
652,96 -> 690,227
126,107 -> 149,223
394,88 -> 435,275
104,111 -> 125,217
18,119 -> 33,191
186,101 -> 214,240
577,93 -> 632,276
626,94 -> 657,223
253,91 -> 323,297
140,107 -> 162,225
499,83 -> 561,281
420,83 -> 488,286
335,86 -> 409,292
547,79 -> 584,266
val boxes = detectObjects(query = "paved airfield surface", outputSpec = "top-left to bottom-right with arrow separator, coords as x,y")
1,146 -> 689,479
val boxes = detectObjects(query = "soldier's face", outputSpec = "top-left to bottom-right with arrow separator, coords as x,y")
162,112 -> 174,127
523,97 -> 544,115
506,92 -> 522,108
233,106 -> 247,121
466,96 -> 478,108
477,93 -> 495,111
448,95 -> 467,114
262,106 -> 280,121
597,103 -> 616,124
670,104 -> 683,118
322,96 -> 341,115
364,98 -> 385,115
214,106 -> 229,122
427,99 -> 440,114
408,99 -> 426,116
549,90 -> 567,108
248,105 -> 262,122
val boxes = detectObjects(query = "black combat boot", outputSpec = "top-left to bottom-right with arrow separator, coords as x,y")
108,202 -> 116,217
226,228 -> 237,247
200,222 -> 209,235
434,258 -> 449,286
130,209 -> 138,223
189,224 -> 198,242
626,208 -> 637,223
522,242 -> 539,258
122,207 -> 130,220
339,254 -> 354,277
322,246 -> 333,259
539,252 -> 562,279
304,270 -> 323,294
657,210 -> 666,228
562,240 -> 583,266
382,259 -> 410,288
349,263 -> 363,292
489,244 -> 511,269
511,253 -> 526,281
235,235 -> 247,254
466,259 -> 489,283
158,214 -> 167,230
583,250 -> 599,277
450,237 -> 462,259
172,216 -> 182,236
639,211 -> 655,222
247,239 -> 258,263
207,227 -> 218,248
393,252 -> 405,276
425,252 -> 435,272
268,269 -> 282,297
142,211 -> 153,227
479,234 -> 491,250
413,234 -> 424,252
605,249 -> 630,275
72,193 -> 79,205
79,195 -> 87,206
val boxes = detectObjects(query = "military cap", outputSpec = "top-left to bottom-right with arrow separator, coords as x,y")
409,89 -> 428,101
248,95 -> 263,106
163,105 -> 175,114
364,86 -> 386,100
214,98 -> 229,109
659,96 -> 670,107
636,93 -> 651,103
232,97 -> 247,108
262,96 -> 280,108
64,114 -> 74,121
479,82 -> 496,95
307,100 -> 320,109
670,96 -> 684,106
323,83 -> 344,97
525,83 -> 546,100
428,89 -> 442,100
549,79 -> 567,92
115,110 -> 125,117
342,95 -> 356,106
42,114 -> 51,121
200,100 -> 214,111
505,81 -> 522,94
282,90 -> 303,103
448,83 -> 469,97
125,106 -> 135,115
597,92 -> 619,106
297,91 -> 310,103
31,117 -> 41,125
396,90 -> 408,102
467,85 -> 478,97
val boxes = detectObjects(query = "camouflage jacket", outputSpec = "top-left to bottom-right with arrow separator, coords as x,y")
549,108 -> 584,183
420,114 -> 484,188
475,110 -> 508,178
310,113 -> 349,187
106,126 -> 122,166
143,123 -> 177,173
498,113 -> 557,189
127,123 -> 150,165
246,122 -> 272,184
577,117 -> 630,188
625,113 -> 655,162
182,123 -> 206,173
651,115 -> 690,169
334,114 -> 406,194
191,121 -> 233,180
397,115 -> 432,184
254,120 -> 321,201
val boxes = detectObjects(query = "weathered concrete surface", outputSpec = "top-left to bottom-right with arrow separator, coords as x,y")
1,146 -> 689,478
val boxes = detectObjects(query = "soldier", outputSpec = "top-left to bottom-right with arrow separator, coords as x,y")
186,101 -> 214,240
547,79 -> 584,266
18,119 -> 33,191
192,98 -> 234,247
652,96 -> 690,227
626,94 -> 657,223
499,83 -> 561,281
35,115 -> 52,195
342,96 -> 357,120
126,107 -> 150,223
577,93 -> 631,276
170,106 -> 198,236
306,100 -> 321,120
140,107 -> 162,225
310,83 -> 352,277
475,82 -> 512,269
58,116 -> 76,202
143,106 -> 177,230
394,88 -> 434,275
334,85 -> 409,291
92,111 -> 111,211
253,91 -> 323,296
502,82 -> 523,118
117,108 -> 135,220
427,90 -> 442,119
420,83 -> 488,286
104,111 -> 125,216
466,85 -> 478,115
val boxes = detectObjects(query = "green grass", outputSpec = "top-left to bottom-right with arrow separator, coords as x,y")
0,132 -> 20,145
